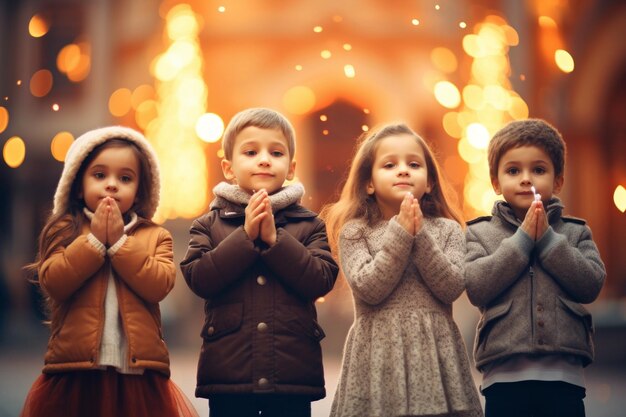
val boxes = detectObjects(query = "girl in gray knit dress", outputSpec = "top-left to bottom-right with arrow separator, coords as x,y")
323,124 -> 483,417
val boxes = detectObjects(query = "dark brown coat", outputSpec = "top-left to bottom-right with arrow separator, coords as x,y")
180,203 -> 338,400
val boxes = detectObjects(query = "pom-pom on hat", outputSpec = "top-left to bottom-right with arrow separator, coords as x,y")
53,126 -> 161,219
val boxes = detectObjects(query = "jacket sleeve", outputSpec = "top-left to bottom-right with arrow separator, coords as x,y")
39,228 -> 105,302
180,216 -> 260,298
535,225 -> 606,303
110,227 -> 176,303
339,219 -> 413,305
411,220 -> 465,305
465,225 -> 534,307
259,219 -> 338,300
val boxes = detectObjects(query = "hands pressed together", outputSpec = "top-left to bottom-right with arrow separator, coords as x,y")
520,200 -> 549,241
244,189 -> 277,246
90,197 -> 124,247
397,192 -> 424,236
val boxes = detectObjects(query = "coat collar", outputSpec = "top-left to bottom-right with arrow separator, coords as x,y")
492,197 -> 564,227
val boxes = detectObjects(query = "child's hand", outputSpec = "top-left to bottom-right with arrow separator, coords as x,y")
534,200 -> 548,240
244,189 -> 267,241
106,197 -> 124,245
520,200 -> 541,241
259,193 -> 277,246
397,193 -> 415,235
413,196 -> 424,233
91,198 -> 108,244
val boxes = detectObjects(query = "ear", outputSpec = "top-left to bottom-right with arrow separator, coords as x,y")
221,159 -> 236,182
491,177 -> 502,195
366,180 -> 375,195
286,160 -> 296,181
553,174 -> 564,195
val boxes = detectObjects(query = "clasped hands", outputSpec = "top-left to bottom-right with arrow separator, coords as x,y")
397,192 -> 424,236
521,200 -> 548,241
244,189 -> 277,246
90,197 -> 124,248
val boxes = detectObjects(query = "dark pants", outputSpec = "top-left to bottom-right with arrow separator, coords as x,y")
483,381 -> 586,417
209,394 -> 311,417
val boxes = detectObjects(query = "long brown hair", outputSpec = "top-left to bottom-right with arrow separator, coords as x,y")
321,123 -> 463,252
25,139 -> 153,285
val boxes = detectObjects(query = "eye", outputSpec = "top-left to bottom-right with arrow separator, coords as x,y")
533,166 -> 547,174
243,150 -> 257,156
271,151 -> 284,157
505,167 -> 520,175
94,172 -> 105,179
383,162 -> 395,169
120,175 -> 133,183
409,161 -> 421,169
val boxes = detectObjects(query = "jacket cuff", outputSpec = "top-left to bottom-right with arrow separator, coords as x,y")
87,233 -> 106,257
535,226 -> 559,254
107,235 -> 128,257
512,227 -> 535,254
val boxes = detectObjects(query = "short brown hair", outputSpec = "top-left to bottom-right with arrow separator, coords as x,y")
222,108 -> 296,161
488,118 -> 566,180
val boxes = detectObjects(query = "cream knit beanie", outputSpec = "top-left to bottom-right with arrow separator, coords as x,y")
53,126 -> 161,219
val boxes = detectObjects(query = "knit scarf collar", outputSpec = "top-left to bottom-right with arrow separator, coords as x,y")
492,197 -> 564,226
210,182 -> 305,213
83,207 -> 138,233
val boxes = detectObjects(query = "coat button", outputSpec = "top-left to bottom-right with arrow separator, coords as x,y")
258,378 -> 269,388
257,275 -> 267,285
207,326 -> 215,336
257,322 -> 268,332
536,304 -> 544,312
537,320 -> 545,327
538,339 -> 545,345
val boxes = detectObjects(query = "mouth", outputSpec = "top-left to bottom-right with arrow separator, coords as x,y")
393,182 -> 413,187
253,173 -> 274,178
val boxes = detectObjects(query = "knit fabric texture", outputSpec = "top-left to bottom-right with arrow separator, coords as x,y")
53,126 -> 161,220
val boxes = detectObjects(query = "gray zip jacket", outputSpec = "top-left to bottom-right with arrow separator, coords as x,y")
465,198 -> 605,371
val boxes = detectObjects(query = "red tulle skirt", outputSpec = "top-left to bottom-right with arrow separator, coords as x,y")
20,368 -> 199,417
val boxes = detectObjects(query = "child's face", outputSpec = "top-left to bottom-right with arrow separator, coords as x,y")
80,146 -> 140,215
492,145 -> 564,219
221,126 -> 295,195
367,134 -> 431,219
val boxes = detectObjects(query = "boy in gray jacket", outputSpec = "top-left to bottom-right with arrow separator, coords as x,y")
465,119 -> 606,417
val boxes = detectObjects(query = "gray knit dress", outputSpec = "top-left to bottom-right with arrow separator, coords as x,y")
330,216 -> 483,417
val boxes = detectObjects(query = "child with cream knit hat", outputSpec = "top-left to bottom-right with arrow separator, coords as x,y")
20,126 -> 198,417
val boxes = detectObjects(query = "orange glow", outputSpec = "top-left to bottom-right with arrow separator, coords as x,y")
555,49 -> 574,73
434,81 -> 461,109
50,132 -> 74,162
0,106 -> 8,134
430,47 -> 458,73
29,69 -> 53,97
28,14 -> 49,38
196,113 -> 225,143
442,112 -> 462,139
344,64 -> 356,78
614,185 -> 626,213
109,88 -> 133,117
57,44 -> 81,74
283,86 -> 316,115
135,100 -> 158,130
3,136 -> 26,168
131,85 -> 156,110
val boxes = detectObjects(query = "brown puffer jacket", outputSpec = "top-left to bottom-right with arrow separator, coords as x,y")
40,218 -> 175,376
180,203 -> 338,400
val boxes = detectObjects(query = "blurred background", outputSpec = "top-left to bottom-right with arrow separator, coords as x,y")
1,0 -> 625,416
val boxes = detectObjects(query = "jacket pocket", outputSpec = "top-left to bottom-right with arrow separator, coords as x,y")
556,296 -> 594,351
284,316 -> 326,342
201,302 -> 243,341
475,299 -> 513,354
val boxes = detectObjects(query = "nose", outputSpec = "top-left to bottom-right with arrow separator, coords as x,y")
105,177 -> 118,191
397,163 -> 410,176
257,150 -> 271,166
520,170 -> 532,185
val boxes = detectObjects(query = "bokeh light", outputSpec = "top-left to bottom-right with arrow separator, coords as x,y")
614,185 -> 626,213
50,131 -> 74,162
196,113 -> 225,143
0,106 -> 8,134
109,88 -> 133,117
555,49 -> 575,73
29,69 -> 53,97
434,81 -> 461,109
3,136 -> 26,168
28,14 -> 49,38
